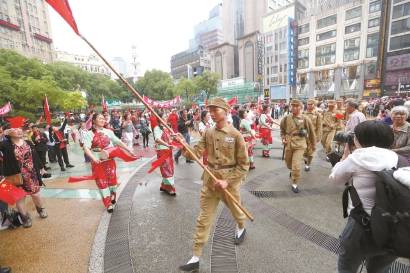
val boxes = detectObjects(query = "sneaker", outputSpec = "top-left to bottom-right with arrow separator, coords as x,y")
0,266 -> 11,273
36,207 -> 48,219
291,185 -> 299,194
304,165 -> 310,172
107,205 -> 114,213
234,228 -> 247,245
22,213 -> 32,228
179,261 -> 199,272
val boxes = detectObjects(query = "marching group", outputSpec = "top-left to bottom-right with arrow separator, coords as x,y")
0,95 -> 410,273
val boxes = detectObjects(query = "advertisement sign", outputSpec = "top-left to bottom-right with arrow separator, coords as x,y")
287,18 -> 297,86
386,53 -> 410,71
221,78 -> 245,88
257,34 -> 264,77
385,70 -> 410,86
262,6 -> 295,32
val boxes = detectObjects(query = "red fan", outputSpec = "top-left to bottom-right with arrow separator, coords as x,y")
6,116 -> 27,128
0,180 -> 27,205
335,113 -> 345,120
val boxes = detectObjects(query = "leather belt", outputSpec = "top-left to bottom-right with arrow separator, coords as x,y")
207,163 -> 236,170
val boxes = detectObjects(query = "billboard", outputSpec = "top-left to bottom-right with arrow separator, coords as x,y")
288,18 -> 297,86
262,6 -> 295,32
386,53 -> 410,71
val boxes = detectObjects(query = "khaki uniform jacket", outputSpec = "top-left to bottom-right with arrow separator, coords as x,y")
303,110 -> 323,142
185,124 -> 249,190
280,114 -> 316,150
322,110 -> 340,132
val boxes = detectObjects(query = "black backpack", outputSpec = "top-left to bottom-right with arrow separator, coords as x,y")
343,169 -> 410,258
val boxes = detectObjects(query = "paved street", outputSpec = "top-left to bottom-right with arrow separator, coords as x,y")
99,130 -> 410,273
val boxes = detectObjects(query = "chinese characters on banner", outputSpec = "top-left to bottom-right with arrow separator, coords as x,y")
142,96 -> 181,108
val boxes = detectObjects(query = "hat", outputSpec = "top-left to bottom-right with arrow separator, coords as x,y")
207,97 -> 230,111
327,100 -> 336,106
290,99 -> 302,106
336,99 -> 344,103
307,99 -> 316,104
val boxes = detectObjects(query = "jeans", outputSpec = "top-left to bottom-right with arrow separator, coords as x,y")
338,217 -> 397,273
174,132 -> 190,160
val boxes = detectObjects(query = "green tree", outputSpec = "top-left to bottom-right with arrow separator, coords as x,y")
0,67 -> 16,105
60,91 -> 88,111
193,71 -> 220,98
174,78 -> 197,102
134,69 -> 175,100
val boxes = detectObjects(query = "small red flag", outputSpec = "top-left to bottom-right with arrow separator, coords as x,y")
43,96 -> 52,126
0,180 -> 27,205
46,0 -> 79,35
227,96 -> 238,106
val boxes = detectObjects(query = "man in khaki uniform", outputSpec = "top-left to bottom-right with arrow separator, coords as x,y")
321,100 -> 339,156
303,99 -> 323,171
280,99 -> 316,193
178,97 -> 249,272
336,99 -> 346,132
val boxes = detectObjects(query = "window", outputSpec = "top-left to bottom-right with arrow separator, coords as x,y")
344,37 -> 360,61
391,18 -> 410,35
390,34 -> 410,50
271,66 -> 278,74
317,15 -> 337,29
316,43 -> 336,66
345,23 -> 361,34
368,18 -> 380,28
316,30 -> 336,41
298,23 -> 309,34
369,1 -> 381,13
394,0 -> 406,4
345,6 -> 362,20
393,2 -> 410,19
298,37 -> 309,46
298,49 -> 309,69
366,33 -> 379,57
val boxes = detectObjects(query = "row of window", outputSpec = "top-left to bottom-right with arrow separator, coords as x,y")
390,2 -> 410,52
296,33 -> 379,69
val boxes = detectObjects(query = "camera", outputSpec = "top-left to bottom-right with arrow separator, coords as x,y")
298,128 -> 307,137
334,132 -> 355,147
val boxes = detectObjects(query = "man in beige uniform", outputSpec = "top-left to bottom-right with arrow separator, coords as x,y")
321,100 -> 339,156
178,97 -> 249,272
280,99 -> 316,193
303,99 -> 323,171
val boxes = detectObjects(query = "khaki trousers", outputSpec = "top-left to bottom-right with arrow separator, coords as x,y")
303,144 -> 316,165
321,130 -> 336,154
193,182 -> 245,256
284,148 -> 305,184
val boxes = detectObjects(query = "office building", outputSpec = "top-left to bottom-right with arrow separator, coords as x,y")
0,0 -> 54,62
170,46 -> 210,80
55,51 -> 111,77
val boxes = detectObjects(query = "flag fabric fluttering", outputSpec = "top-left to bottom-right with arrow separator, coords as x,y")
43,96 -> 52,126
45,0 -> 79,35
102,95 -> 108,112
227,96 -> 238,106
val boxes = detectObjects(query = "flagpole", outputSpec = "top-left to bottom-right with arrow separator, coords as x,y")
80,35 -> 254,222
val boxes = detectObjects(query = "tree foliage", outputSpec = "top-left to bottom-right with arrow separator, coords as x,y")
134,69 -> 175,100
193,71 -> 220,98
174,78 -> 197,101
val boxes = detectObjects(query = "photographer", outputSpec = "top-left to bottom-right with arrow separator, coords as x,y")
174,109 -> 194,164
329,121 -> 400,273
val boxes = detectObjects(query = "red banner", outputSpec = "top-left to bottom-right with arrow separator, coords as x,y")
0,102 -> 12,116
143,95 -> 181,108
46,0 -> 79,35
43,96 -> 52,125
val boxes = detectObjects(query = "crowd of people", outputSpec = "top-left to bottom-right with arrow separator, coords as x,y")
0,94 -> 409,273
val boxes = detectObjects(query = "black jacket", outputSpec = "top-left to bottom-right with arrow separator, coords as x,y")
0,138 -> 43,185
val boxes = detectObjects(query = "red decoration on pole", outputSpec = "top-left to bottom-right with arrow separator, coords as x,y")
43,96 -> 52,126
45,0 -> 79,35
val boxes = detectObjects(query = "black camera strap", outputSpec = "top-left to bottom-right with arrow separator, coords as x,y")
342,184 -> 371,230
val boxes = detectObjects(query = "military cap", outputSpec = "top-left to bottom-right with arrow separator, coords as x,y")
327,100 -> 336,105
207,97 -> 230,111
307,99 -> 317,104
290,99 -> 302,105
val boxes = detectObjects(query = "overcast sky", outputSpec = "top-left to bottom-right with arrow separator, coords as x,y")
49,0 -> 221,75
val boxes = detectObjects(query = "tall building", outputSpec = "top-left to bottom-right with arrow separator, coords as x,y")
381,0 -> 410,96
0,0 -> 54,62
296,0 -> 382,99
262,2 -> 306,99
112,57 -> 128,78
55,51 -> 111,77
170,46 -> 210,80
190,4 -> 224,50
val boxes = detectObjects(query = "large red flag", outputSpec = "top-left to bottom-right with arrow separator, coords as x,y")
46,0 -> 79,35
43,96 -> 52,126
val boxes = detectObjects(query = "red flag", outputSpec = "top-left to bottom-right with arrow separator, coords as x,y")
43,96 -> 52,126
227,96 -> 238,106
6,116 -> 27,128
102,95 -> 108,112
46,0 -> 79,35
0,180 -> 27,205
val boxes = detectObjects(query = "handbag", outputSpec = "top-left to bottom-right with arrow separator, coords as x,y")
5,173 -> 23,186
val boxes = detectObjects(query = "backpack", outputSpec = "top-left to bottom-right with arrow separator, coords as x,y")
343,169 -> 410,258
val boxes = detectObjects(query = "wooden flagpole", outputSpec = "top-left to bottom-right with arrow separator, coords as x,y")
80,35 -> 254,222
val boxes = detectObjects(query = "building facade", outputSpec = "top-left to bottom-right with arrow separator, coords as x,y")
0,0 -> 54,62
296,0 -> 382,99
170,46 -> 210,80
382,0 -> 410,96
55,51 -> 111,77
